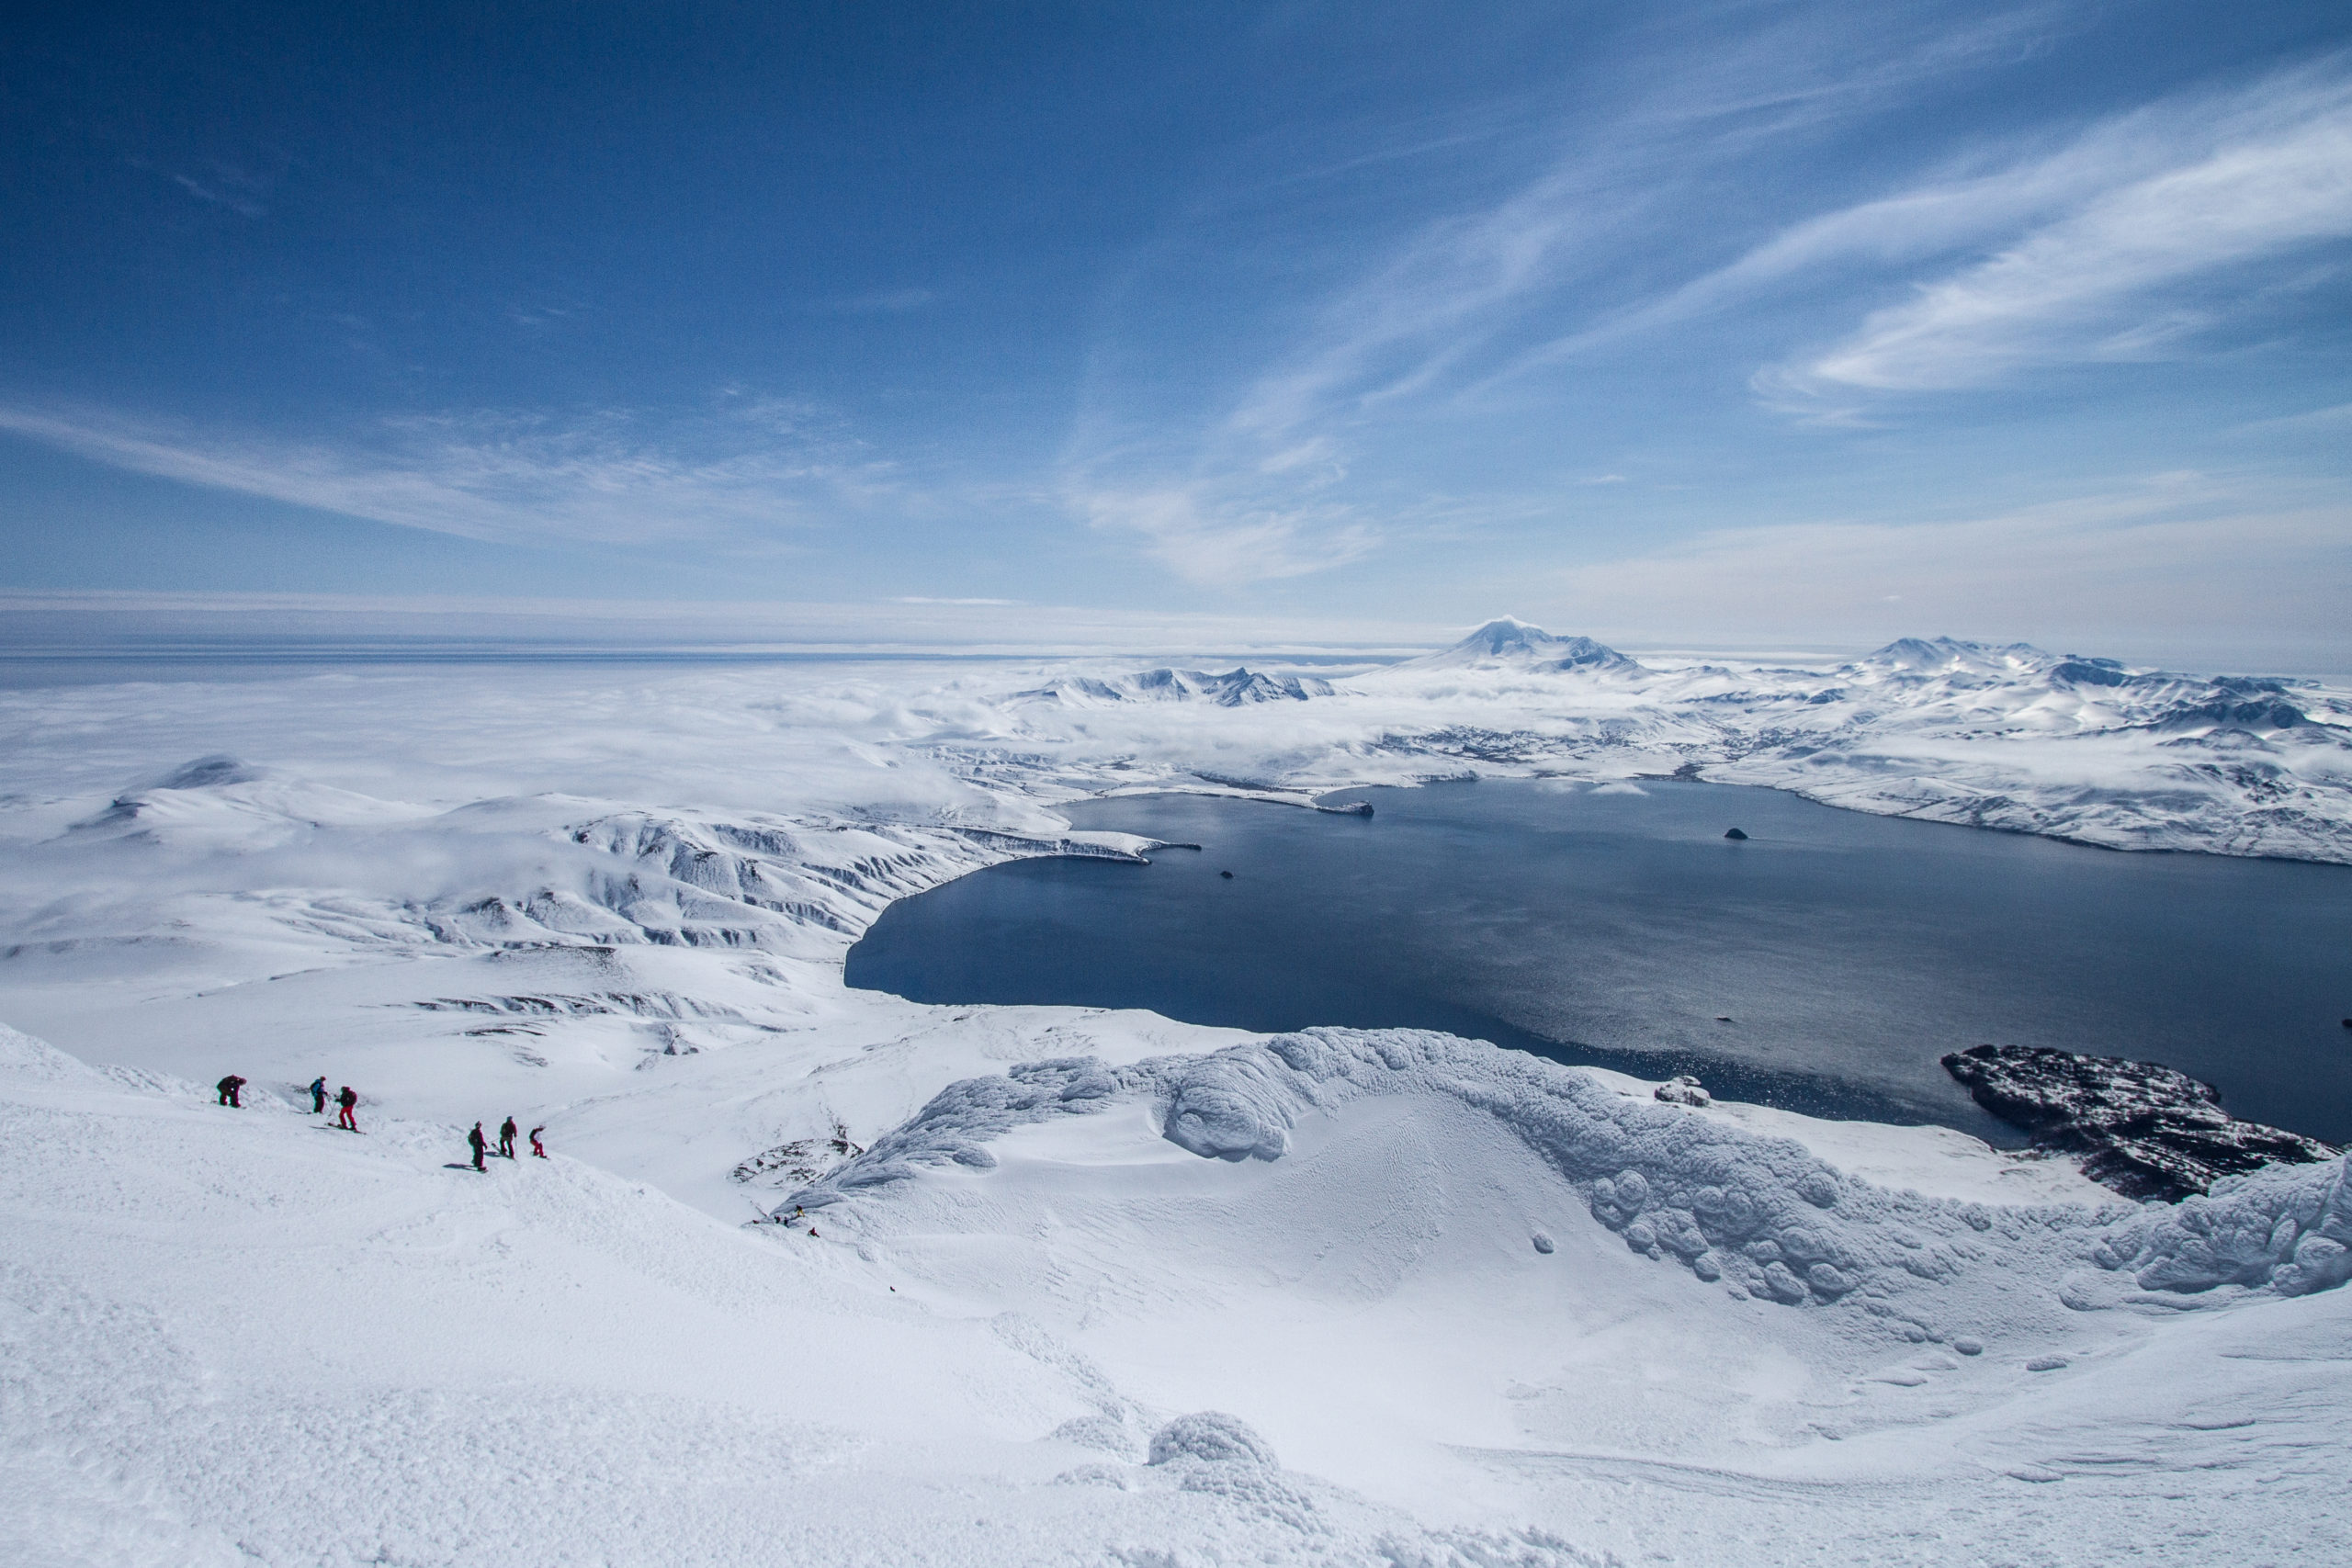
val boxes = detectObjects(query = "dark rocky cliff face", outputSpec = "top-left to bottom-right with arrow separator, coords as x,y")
1942,1043 -> 2339,1201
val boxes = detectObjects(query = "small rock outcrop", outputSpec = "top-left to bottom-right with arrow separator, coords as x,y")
1941,1043 -> 2339,1201
1654,1075 -> 1713,1107
1724,828 -> 1748,840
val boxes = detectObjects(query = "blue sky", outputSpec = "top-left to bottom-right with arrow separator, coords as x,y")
3,2 -> 2348,662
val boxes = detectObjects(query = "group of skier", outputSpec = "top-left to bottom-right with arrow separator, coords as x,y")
213,1073 -> 545,1168
307,1076 -> 362,1129
467,1115 -> 546,1170
213,1073 -> 356,1130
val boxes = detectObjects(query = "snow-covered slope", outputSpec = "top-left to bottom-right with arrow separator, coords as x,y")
3,649 -> 2350,1562
9,1015 -> 2348,1566
0,1021 -> 1521,1568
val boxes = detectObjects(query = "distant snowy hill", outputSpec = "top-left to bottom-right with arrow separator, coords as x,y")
1393,615 -> 1644,674
1012,666 -> 1333,706
1325,625 -> 2351,862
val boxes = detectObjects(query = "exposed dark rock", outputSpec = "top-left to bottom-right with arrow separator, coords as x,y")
2154,697 -> 2310,732
1219,870 -> 1234,879
1724,828 -> 1748,840
2049,660 -> 2137,688
1940,1043 -> 2339,1201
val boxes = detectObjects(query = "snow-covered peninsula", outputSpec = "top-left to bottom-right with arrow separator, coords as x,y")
4,626 -> 2350,1565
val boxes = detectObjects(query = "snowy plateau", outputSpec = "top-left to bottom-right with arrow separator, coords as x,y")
3,621 -> 2351,1567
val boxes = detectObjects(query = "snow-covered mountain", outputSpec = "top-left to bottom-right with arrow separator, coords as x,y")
1394,615 -> 1645,674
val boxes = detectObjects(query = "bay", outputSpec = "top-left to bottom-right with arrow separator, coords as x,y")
848,779 -> 2352,1145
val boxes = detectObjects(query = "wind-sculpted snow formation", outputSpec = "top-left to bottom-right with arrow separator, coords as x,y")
793,1028 -> 2352,1307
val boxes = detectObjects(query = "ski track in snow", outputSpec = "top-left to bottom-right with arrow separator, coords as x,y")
2,625 -> 2350,1564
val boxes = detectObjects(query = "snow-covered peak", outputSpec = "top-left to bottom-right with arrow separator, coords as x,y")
1012,667 -> 1333,707
1455,615 -> 1553,656
1851,637 -> 2055,679
1401,618 -> 1641,674
144,753 -> 263,792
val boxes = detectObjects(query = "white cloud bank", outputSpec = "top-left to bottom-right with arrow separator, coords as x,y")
0,590 -> 1444,660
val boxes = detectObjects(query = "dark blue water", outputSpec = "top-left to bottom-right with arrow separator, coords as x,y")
848,780 -> 2352,1145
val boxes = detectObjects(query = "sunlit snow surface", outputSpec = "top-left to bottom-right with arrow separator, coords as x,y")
3,630 -> 2351,1565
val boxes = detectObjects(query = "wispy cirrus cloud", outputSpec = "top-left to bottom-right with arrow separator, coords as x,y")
0,396 -> 894,547
153,157 -> 279,218
1072,485 -> 1380,588
1201,3 -> 2067,447
1062,3 -> 2067,584
1757,64 -> 2352,400
808,288 -> 939,314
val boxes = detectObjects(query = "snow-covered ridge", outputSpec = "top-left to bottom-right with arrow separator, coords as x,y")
791,1028 -> 2352,1307
1011,665 -> 1333,706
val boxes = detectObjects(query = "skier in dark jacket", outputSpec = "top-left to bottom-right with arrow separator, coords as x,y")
336,1085 -> 358,1132
309,1077 -> 328,1114
498,1117 -> 518,1159
468,1122 -> 487,1171
528,1125 -> 547,1158
216,1075 -> 246,1108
